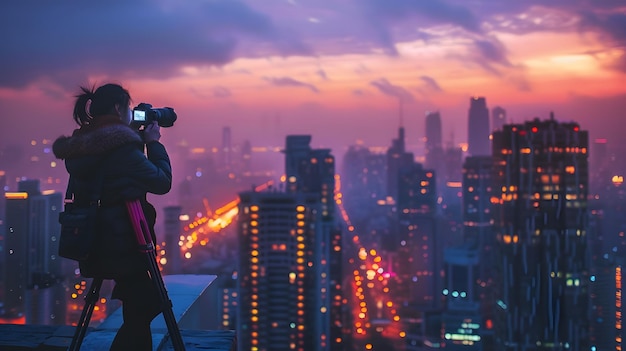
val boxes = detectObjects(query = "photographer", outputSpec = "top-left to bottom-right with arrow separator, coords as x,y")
53,83 -> 172,351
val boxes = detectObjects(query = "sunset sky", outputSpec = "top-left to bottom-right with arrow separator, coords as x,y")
1,0 -> 625,155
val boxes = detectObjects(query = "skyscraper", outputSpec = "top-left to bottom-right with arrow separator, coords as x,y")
491,116 -> 589,349
425,111 -> 443,165
491,106 -> 506,132
3,179 -> 64,324
386,127 -> 414,201
237,135 -> 342,351
221,126 -> 233,170
462,156 -> 496,348
395,162 -> 439,309
425,111 -> 445,196
283,135 -> 342,351
237,191 -> 323,351
441,246 -> 483,350
468,97 -> 490,157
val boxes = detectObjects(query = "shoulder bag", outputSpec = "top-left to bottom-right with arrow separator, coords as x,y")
58,170 -> 105,261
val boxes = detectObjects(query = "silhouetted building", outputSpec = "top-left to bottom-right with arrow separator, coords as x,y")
425,112 -> 445,197
468,97 -> 490,157
221,126 -> 233,170
0,170 -> 6,248
241,140 -> 252,174
2,179 -> 64,325
341,145 -> 386,223
395,162 -> 439,309
425,111 -> 444,170
163,205 -> 183,274
386,127 -> 414,201
491,116 -> 589,350
491,106 -> 506,132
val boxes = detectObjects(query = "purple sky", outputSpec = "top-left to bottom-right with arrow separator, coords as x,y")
1,0 -> 626,156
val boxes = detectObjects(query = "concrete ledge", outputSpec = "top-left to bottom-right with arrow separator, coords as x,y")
0,274 -> 236,351
0,325 -> 236,351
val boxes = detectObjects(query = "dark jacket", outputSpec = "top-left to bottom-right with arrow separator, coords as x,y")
53,115 -> 172,278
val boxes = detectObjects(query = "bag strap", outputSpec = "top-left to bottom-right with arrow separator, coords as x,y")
64,156 -> 109,204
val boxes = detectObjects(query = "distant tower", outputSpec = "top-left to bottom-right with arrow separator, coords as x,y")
386,127 -> 413,201
491,106 -> 506,132
425,111 -> 443,155
284,135 -> 335,220
468,97 -> 490,156
221,126 -> 232,169
241,140 -> 252,173
492,116 -> 589,349
163,206 -> 183,274
425,112 -> 444,193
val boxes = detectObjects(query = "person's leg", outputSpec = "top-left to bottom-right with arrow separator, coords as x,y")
110,274 -> 161,351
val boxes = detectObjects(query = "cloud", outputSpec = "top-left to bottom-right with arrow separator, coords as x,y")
419,76 -> 443,92
0,0 -> 309,89
578,11 -> 626,71
213,86 -> 232,98
263,77 -> 320,93
369,78 -> 415,102
364,0 -> 482,33
316,69 -> 328,80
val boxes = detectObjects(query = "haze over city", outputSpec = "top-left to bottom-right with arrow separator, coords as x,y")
1,0 -> 626,153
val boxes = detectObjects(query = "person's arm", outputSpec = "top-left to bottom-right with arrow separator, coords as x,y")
122,143 -> 172,195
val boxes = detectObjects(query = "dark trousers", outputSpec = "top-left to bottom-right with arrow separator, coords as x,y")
109,272 -> 162,351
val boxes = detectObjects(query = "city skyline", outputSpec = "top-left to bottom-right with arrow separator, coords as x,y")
1,113 -> 625,349
1,1 -> 626,152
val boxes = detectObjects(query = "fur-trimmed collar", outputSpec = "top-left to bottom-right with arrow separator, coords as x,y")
53,115 -> 142,159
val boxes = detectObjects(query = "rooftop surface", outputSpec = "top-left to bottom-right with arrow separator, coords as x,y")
0,274 -> 236,351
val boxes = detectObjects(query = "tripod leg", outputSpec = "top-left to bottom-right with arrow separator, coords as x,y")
126,199 -> 186,351
146,252 -> 186,351
69,277 -> 103,351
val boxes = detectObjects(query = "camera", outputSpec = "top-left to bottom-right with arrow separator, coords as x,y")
131,103 -> 177,128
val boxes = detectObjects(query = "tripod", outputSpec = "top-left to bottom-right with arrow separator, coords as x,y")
68,199 -> 186,351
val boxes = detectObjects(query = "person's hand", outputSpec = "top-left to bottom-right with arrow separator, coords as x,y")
143,121 -> 161,143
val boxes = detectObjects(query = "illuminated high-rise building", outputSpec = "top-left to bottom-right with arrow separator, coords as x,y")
461,156 -> 496,348
491,106 -> 506,132
237,190 -> 326,351
237,135 -> 342,351
283,135 -> 342,351
468,97 -> 490,156
395,162 -> 439,308
491,116 -> 589,350
441,246 -> 483,350
284,135 -> 335,220
462,156 -> 494,252
589,255 -> 623,351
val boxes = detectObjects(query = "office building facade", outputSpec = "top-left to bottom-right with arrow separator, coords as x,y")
491,116 -> 589,349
